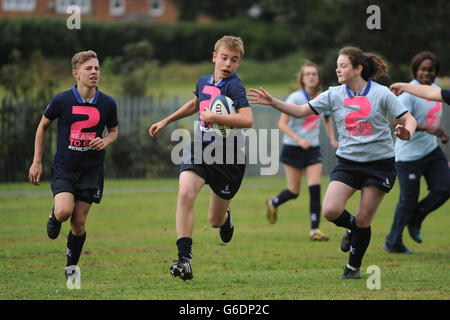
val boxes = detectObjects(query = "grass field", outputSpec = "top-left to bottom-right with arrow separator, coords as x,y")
0,176 -> 448,300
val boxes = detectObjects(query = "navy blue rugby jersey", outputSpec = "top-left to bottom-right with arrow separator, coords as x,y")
194,72 -> 250,132
44,86 -> 118,170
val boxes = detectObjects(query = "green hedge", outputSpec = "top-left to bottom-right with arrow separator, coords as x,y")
0,17 -> 298,64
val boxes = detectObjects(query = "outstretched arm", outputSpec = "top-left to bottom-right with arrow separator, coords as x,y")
390,82 -> 443,101
248,87 -> 314,119
393,117 -> 448,143
149,96 -> 199,137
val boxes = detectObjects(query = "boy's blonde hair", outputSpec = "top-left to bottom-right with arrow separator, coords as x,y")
71,50 -> 98,70
214,35 -> 244,58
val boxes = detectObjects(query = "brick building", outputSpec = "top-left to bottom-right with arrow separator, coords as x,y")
0,0 -> 178,22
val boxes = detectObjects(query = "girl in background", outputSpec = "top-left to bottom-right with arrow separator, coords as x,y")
266,60 -> 338,242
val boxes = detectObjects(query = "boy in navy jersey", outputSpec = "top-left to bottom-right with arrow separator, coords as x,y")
149,36 -> 252,281
29,50 -> 118,285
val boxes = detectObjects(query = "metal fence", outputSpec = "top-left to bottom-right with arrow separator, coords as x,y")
0,97 -> 54,182
1,95 -> 449,182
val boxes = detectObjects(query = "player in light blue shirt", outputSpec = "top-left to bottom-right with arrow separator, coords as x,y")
385,52 -> 450,254
249,46 -> 417,279
266,61 -> 338,242
395,79 -> 446,162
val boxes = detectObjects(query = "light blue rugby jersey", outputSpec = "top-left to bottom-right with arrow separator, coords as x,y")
283,89 -> 324,147
309,80 -> 408,162
395,79 -> 442,162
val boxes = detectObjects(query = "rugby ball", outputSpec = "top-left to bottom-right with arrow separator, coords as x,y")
209,95 -> 236,137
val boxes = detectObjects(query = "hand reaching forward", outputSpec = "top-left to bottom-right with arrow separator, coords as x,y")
394,124 -> 412,141
389,83 -> 406,96
247,87 -> 275,106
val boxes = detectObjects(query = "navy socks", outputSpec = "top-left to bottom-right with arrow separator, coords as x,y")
309,185 -> 321,229
348,226 -> 371,269
66,231 -> 86,266
331,209 -> 356,230
272,189 -> 298,207
176,237 -> 193,260
332,210 -> 371,269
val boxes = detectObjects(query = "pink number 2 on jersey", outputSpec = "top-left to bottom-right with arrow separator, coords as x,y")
199,86 -> 221,126
344,96 -> 373,136
69,106 -> 100,147
425,100 -> 442,127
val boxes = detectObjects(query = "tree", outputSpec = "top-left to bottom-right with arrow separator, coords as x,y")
260,0 -> 450,84
171,0 -> 256,20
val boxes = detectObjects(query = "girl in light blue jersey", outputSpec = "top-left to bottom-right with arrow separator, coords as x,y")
385,52 -> 450,254
249,46 -> 417,279
266,61 -> 338,242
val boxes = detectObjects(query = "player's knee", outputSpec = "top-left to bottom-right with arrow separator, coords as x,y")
322,210 -> 335,221
178,187 -> 197,205
54,207 -> 72,222
322,205 -> 342,221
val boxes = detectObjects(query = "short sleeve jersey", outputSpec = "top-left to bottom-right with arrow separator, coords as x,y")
194,72 -> 249,144
309,80 -> 407,162
44,86 -> 118,170
195,72 -> 249,128
283,89 -> 329,147
395,80 -> 443,162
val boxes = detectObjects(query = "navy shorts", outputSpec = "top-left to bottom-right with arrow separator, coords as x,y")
50,165 -> 104,204
280,145 -> 322,169
330,156 -> 396,193
180,141 -> 246,200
